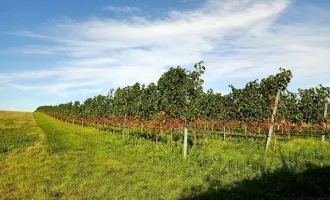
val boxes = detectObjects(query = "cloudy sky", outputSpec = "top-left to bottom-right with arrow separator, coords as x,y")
1,0 -> 330,111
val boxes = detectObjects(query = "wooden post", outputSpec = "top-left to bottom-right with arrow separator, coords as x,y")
324,102 -> 328,134
322,135 -> 325,142
223,126 -> 226,141
183,127 -> 188,158
265,89 -> 281,152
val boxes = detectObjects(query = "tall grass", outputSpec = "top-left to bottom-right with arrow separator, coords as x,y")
0,111 -> 329,199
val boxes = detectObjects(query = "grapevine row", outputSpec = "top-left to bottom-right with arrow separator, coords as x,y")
36,62 -> 330,142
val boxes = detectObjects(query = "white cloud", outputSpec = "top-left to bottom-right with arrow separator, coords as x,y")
1,0 -> 330,96
0,74 -> 8,81
103,5 -> 140,13
71,88 -> 103,95
10,80 -> 100,94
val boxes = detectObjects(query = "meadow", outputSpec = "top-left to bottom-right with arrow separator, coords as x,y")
1,111 -> 330,199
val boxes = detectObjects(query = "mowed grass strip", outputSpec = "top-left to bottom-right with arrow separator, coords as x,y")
1,111 -> 330,199
0,111 -> 38,158
0,112 -> 189,199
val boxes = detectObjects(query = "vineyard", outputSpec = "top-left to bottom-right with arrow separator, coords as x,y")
1,111 -> 330,199
36,62 -> 330,152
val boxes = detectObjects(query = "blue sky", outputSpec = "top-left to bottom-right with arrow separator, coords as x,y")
1,0 -> 330,111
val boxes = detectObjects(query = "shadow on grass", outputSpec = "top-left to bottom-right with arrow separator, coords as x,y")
181,165 -> 330,200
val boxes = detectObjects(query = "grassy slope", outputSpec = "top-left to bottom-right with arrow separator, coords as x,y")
1,111 -> 330,199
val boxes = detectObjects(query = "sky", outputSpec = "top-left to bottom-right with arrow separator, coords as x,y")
0,0 -> 330,112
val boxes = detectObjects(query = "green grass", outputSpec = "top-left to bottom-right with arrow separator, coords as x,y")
0,111 -> 38,158
1,111 -> 330,199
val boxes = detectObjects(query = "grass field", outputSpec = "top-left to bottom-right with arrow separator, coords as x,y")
1,111 -> 330,199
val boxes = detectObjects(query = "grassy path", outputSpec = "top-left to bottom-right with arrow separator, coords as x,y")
0,111 -> 49,199
0,112 -> 189,199
1,111 -> 330,199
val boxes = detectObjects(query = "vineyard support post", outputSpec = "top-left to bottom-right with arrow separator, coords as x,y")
223,127 -> 226,141
265,89 -> 281,152
324,102 -> 328,134
183,127 -> 188,158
